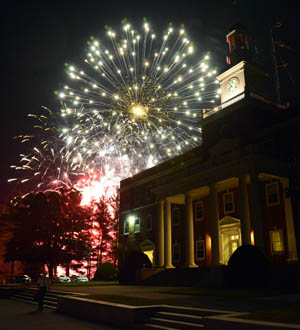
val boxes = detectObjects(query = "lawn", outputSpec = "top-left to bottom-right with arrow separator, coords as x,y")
49,283 -> 300,325
239,304 -> 300,325
76,293 -> 300,325
159,287 -> 295,299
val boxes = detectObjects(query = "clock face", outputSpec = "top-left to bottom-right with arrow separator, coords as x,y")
227,77 -> 239,94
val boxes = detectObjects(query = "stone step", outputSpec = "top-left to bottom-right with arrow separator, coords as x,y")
148,316 -> 204,330
140,323 -> 179,330
138,306 -> 220,329
157,311 -> 203,323
161,305 -> 230,317
10,296 -> 56,309
10,289 -> 58,309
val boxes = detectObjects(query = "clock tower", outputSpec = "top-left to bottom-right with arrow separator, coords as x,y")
201,23 -> 284,148
217,24 -> 269,105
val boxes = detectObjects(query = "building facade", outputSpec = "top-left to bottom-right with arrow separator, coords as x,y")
118,25 -> 299,270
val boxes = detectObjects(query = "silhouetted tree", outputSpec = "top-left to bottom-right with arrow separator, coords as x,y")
1,188 -> 93,277
90,191 -> 119,267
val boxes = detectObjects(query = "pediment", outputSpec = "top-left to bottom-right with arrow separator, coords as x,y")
219,215 -> 240,226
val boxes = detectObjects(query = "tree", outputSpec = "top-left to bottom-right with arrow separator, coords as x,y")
90,192 -> 119,268
1,188 -> 93,277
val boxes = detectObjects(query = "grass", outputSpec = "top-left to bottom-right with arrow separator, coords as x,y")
239,304 -> 300,325
160,287 -> 297,299
82,293 -> 300,325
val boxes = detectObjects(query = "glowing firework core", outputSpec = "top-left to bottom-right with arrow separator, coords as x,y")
130,103 -> 148,119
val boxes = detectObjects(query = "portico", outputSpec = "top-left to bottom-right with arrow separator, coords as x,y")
153,171 -> 297,268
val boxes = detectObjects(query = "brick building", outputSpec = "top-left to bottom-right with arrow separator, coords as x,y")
118,24 -> 299,270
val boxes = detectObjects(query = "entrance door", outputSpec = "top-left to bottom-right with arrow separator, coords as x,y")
229,234 -> 239,256
219,216 -> 241,264
221,231 -> 241,264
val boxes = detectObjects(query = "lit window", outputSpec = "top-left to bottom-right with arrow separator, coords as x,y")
266,182 -> 280,206
195,240 -> 205,260
223,192 -> 234,214
172,242 -> 180,262
134,218 -> 140,233
172,207 -> 180,226
270,230 -> 284,255
194,200 -> 204,221
146,214 -> 152,231
124,219 -> 129,235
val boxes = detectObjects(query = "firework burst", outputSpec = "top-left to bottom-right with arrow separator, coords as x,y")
10,20 -> 220,193
57,21 -> 220,171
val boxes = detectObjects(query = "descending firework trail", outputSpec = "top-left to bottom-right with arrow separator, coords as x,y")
9,106 -> 134,192
10,20 -> 220,193
9,107 -> 79,191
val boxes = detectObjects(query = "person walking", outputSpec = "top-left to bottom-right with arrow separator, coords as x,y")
36,271 -> 51,311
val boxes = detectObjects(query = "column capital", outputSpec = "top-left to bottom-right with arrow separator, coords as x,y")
239,173 -> 250,184
278,177 -> 289,188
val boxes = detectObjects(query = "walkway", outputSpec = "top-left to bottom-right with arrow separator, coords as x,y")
0,299 -> 120,330
52,284 -> 300,312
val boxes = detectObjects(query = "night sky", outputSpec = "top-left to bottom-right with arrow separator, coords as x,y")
1,0 -> 298,203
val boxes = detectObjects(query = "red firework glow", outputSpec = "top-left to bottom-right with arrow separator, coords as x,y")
56,171 -> 119,279
76,165 -> 120,207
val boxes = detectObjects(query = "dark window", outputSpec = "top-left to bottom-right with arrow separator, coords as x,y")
196,240 -> 205,260
223,192 -> 234,214
124,219 -> 129,235
134,218 -> 140,233
266,182 -> 280,206
194,200 -> 204,221
173,243 -> 180,262
172,208 -> 180,226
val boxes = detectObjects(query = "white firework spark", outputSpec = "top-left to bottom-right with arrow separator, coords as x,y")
10,20 -> 220,192
58,21 -> 220,170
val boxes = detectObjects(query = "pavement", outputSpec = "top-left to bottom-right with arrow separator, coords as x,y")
0,299 -> 120,330
51,284 -> 300,312
2,285 -> 300,329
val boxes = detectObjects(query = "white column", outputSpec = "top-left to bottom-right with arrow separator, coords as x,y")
281,179 -> 298,261
209,183 -> 220,265
164,198 -> 174,268
239,174 -> 252,245
185,192 -> 197,268
157,200 -> 165,267
250,172 -> 265,251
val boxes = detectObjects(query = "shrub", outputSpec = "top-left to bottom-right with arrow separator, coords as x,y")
227,245 -> 271,288
118,250 -> 152,285
93,262 -> 118,281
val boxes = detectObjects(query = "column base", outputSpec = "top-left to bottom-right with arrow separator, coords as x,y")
185,263 -> 198,268
165,264 -> 175,269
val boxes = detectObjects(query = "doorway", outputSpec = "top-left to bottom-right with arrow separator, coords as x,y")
219,216 -> 241,264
